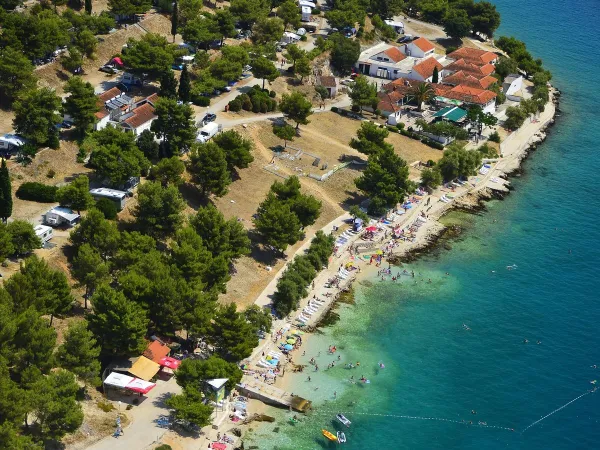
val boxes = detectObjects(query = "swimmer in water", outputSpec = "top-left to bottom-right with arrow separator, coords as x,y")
523,339 -> 529,343
471,410 -> 477,415
537,340 -> 542,345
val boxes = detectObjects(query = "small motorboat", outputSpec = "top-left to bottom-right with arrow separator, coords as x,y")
322,429 -> 338,441
337,431 -> 347,443
336,413 -> 351,427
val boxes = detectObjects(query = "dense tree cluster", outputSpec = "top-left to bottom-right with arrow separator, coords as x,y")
420,142 -> 482,190
272,231 -> 335,316
254,176 -> 322,253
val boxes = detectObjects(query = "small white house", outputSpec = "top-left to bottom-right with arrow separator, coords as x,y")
89,188 -> 128,210
43,207 -> 80,227
400,37 -> 436,59
316,76 -> 338,97
503,74 -> 524,101
298,1 -> 315,8
34,225 -> 53,244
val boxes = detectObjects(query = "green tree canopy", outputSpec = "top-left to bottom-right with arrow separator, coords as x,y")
189,203 -> 250,260
137,129 -> 160,161
471,1 -> 501,37
436,143 -> 483,182
251,56 -> 280,89
89,284 -> 148,356
5,221 -> 40,256
151,98 -> 197,156
165,387 -> 213,428
55,320 -> 101,385
355,146 -> 413,215
133,181 -> 185,240
420,167 -> 443,190
159,70 -> 178,99
272,122 -> 295,147
443,8 -> 473,40
70,243 -> 110,307
0,159 -> 13,222
13,88 -> 62,148
349,76 -> 378,113
109,0 -> 152,16
187,143 -> 231,197
212,130 -> 254,173
178,64 -> 192,103
350,121 -> 390,155
208,58 -> 243,83
244,304 -> 272,333
279,91 -> 313,129
122,33 -> 176,79
0,47 -> 37,107
87,126 -> 150,186
277,0 -> 301,29
210,303 -> 258,362
330,34 -> 360,75
150,156 -> 185,186
251,17 -> 284,45
254,193 -> 302,252
69,208 -> 120,260
64,76 -> 99,138
229,0 -> 270,29
174,355 -> 243,392
56,175 -> 94,213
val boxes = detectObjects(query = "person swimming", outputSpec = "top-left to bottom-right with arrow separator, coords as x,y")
379,362 -> 385,369
523,339 -> 529,343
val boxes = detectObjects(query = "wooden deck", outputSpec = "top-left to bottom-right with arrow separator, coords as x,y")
237,380 -> 312,412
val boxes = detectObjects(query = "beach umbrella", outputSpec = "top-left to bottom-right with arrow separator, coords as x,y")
286,338 -> 297,344
283,344 -> 293,350
375,249 -> 384,255
366,226 -> 377,232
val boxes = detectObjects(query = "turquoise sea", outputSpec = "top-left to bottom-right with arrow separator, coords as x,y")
246,0 -> 600,448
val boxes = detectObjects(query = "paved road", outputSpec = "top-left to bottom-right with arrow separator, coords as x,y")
82,377 -> 181,450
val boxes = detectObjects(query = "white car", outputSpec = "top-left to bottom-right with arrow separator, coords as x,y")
341,79 -> 354,86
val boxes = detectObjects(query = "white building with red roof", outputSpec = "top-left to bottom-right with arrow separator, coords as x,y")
400,37 -> 436,59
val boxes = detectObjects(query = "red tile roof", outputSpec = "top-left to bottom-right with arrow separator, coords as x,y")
95,110 -> 109,119
97,87 -> 122,103
383,46 -> 407,63
434,84 -> 497,105
443,71 -> 498,89
446,59 -> 495,77
146,93 -> 159,104
123,103 -> 156,130
448,47 -> 498,65
411,37 -> 435,53
143,340 -> 170,364
382,77 -> 422,96
412,57 -> 443,80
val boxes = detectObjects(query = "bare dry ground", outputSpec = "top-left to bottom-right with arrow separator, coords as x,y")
218,112 -> 443,307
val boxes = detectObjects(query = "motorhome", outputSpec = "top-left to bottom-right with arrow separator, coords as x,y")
34,225 -> 53,244
89,188 -> 128,210
196,122 -> 222,143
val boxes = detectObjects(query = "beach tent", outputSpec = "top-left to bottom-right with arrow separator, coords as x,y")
128,356 -> 161,381
103,372 -> 134,389
365,226 -> 378,232
159,356 -> 181,370
126,378 -> 156,394
211,443 -> 227,450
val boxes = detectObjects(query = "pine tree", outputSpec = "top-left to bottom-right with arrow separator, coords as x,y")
0,159 -> 12,223
432,66 -> 439,84
159,70 -> 178,99
178,64 -> 191,103
210,303 -> 258,362
171,1 -> 178,42
88,284 -> 149,356
55,320 -> 101,385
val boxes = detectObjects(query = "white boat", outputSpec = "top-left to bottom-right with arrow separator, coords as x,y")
337,431 -> 347,443
336,413 -> 351,427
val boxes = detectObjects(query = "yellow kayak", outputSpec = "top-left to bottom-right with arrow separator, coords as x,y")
322,429 -> 338,442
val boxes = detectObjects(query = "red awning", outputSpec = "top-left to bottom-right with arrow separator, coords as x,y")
112,57 -> 124,66
210,443 -> 227,450
159,357 -> 181,370
125,378 -> 156,394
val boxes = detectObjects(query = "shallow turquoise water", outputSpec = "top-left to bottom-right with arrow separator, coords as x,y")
246,1 -> 600,448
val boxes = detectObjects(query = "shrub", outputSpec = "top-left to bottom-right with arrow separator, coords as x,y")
374,109 -> 381,116
311,7 -> 320,14
97,401 -> 114,412
386,126 -> 398,133
192,95 -> 210,107
269,90 -> 276,98
396,122 -> 405,130
95,197 -> 118,220
427,159 -> 436,167
300,35 -> 307,42
16,182 -> 58,202
445,46 -> 458,55
47,169 -> 56,178
488,131 -> 501,143
351,105 -> 360,113
331,106 -> 339,113
228,98 -> 242,112
155,446 -> 173,450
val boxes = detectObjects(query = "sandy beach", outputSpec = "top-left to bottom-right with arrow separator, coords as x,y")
236,89 -> 558,428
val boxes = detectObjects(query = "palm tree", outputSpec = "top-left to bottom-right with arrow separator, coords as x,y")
411,82 -> 435,111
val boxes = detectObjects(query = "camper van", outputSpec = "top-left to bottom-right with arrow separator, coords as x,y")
196,122 -> 222,143
34,225 -> 53,244
281,32 -> 301,45
301,6 -> 311,22
89,188 -> 128,210
0,134 -> 26,158
121,72 -> 142,86
384,20 -> 404,33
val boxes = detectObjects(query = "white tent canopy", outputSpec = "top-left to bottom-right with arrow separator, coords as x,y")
207,378 -> 228,390
104,372 -> 134,388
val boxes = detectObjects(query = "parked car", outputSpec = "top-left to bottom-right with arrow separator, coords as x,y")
340,79 -> 354,86
61,121 -> 73,129
201,113 -> 217,124
99,65 -> 119,74
397,35 -> 413,44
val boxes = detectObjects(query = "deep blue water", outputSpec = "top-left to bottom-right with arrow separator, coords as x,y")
246,1 -> 600,448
